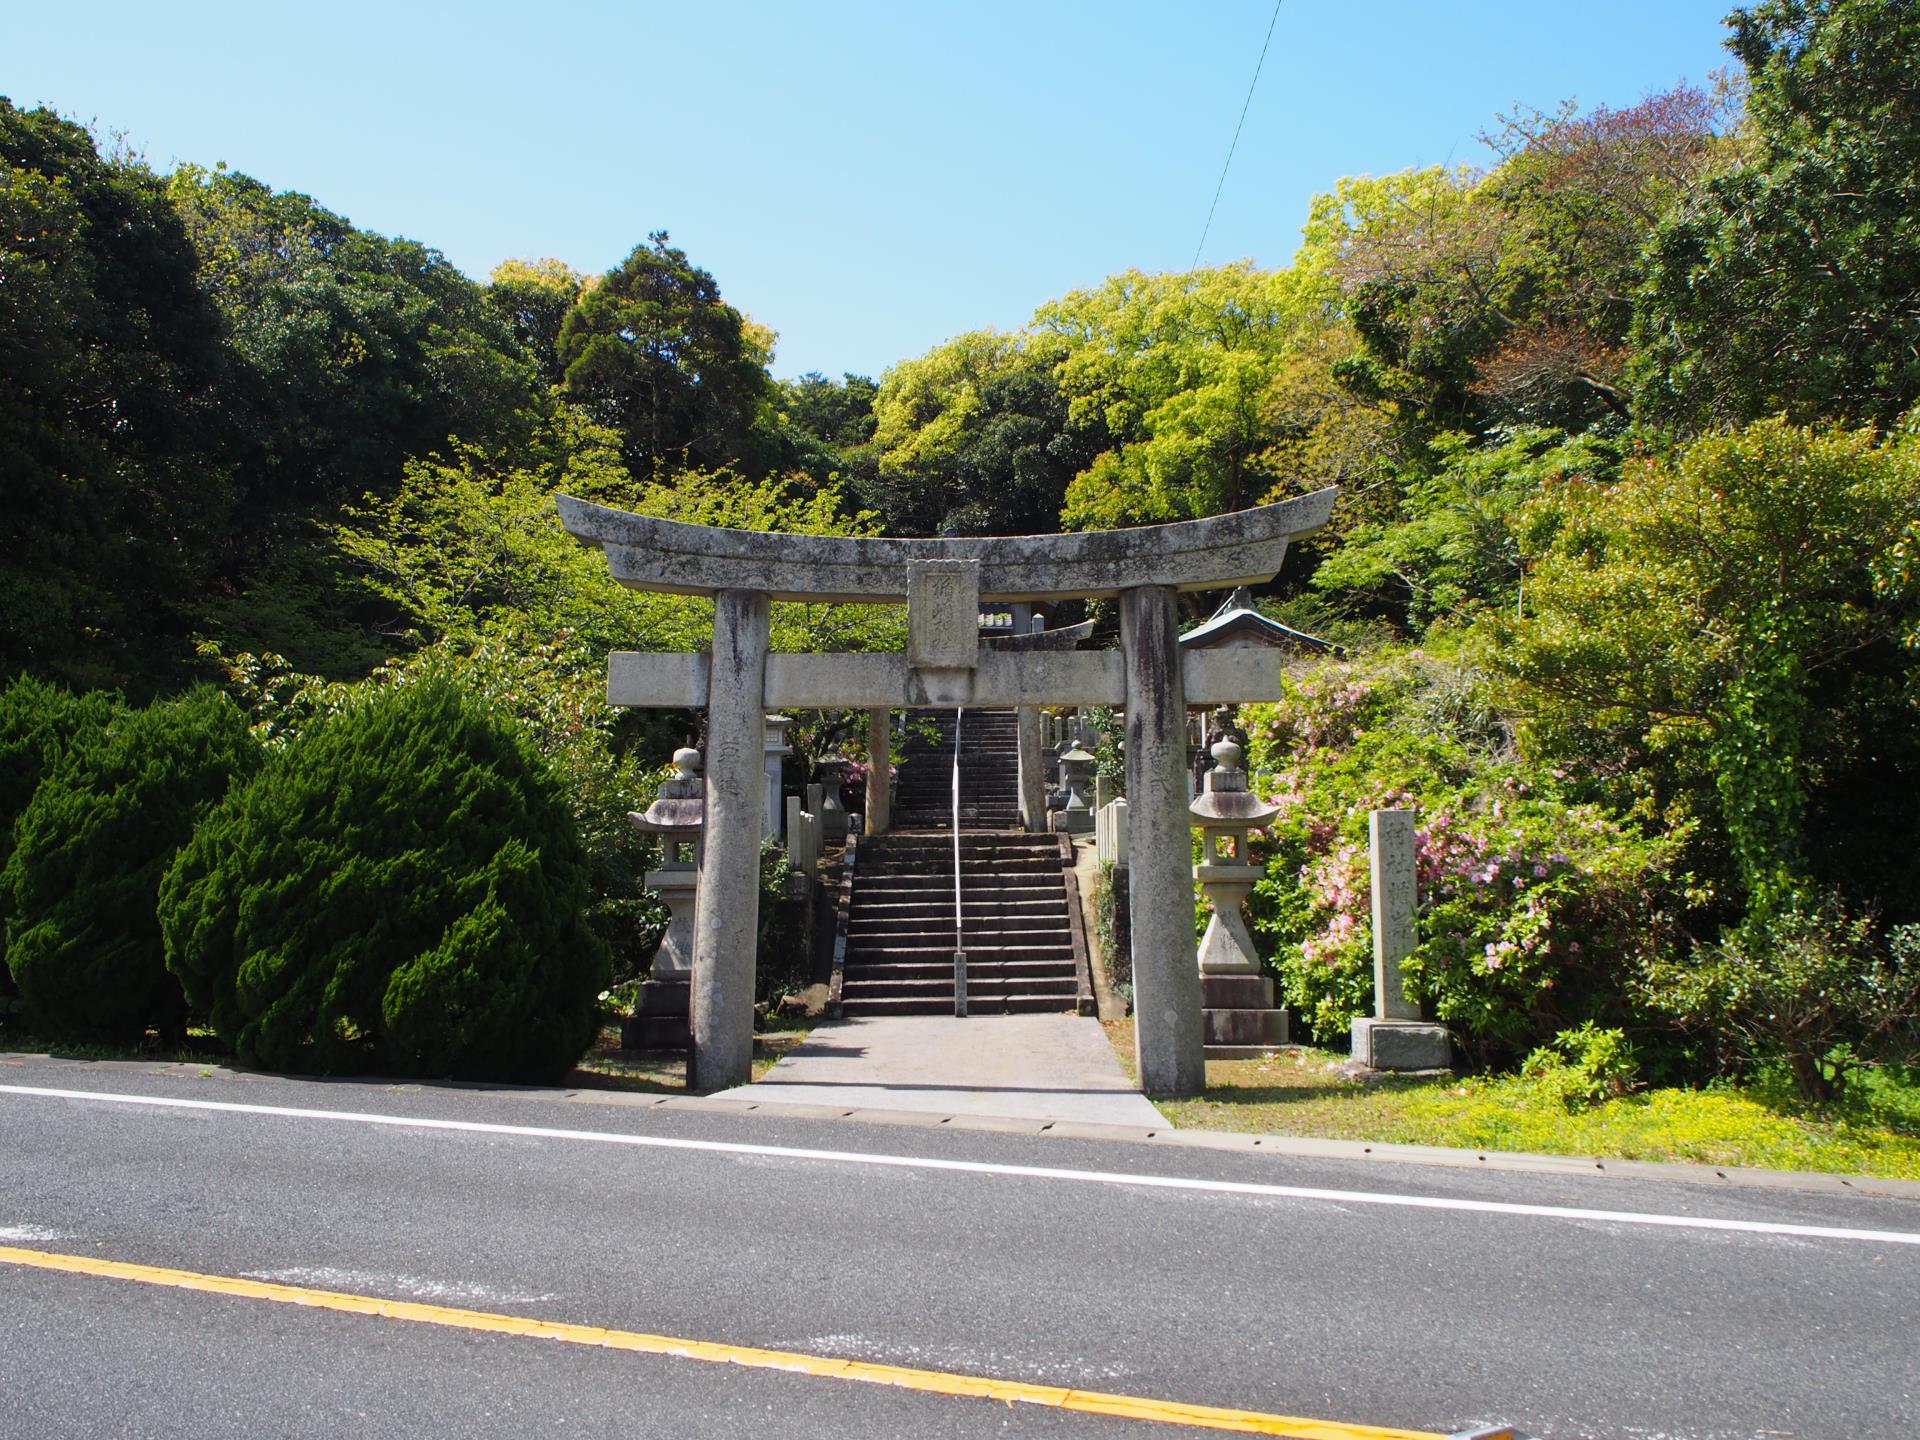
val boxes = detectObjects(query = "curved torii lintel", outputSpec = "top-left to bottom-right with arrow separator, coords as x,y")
555,487 -> 1338,602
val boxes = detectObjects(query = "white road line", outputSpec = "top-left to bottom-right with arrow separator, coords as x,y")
4,1082 -> 1916,1248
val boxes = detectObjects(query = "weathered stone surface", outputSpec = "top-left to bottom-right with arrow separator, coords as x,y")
642,869 -> 698,979
608,651 -> 709,708
989,619 -> 1096,651
785,795 -> 820,873
1016,706 -> 1047,834
630,747 -> 705,981
690,589 -> 769,1092
1369,808 -> 1421,1021
1190,738 -> 1278,977
622,978 -> 690,1050
559,487 -> 1338,602
1351,1017 -> 1450,1071
1181,649 -> 1288,705
1202,973 -> 1275,1009
762,715 -> 790,842
815,759 -> 850,842
607,647 -> 1292,711
865,708 -> 891,836
1204,1006 -> 1288,1049
907,560 -> 981,670
1122,584 -> 1205,1097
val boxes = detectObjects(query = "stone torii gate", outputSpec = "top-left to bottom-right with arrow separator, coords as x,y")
558,488 -> 1336,1094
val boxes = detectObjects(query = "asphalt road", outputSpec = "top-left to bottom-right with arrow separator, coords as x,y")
1,1053 -> 1915,1440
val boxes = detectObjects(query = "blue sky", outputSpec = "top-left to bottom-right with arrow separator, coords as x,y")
7,1 -> 1738,381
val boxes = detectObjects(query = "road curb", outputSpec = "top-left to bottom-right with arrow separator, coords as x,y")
9,1049 -> 1918,1202
638,1091 -> 1920,1200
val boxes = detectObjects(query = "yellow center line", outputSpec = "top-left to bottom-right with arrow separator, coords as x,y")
0,1244 -> 1459,1440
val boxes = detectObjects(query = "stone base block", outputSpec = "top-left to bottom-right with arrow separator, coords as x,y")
621,980 -> 691,1050
1203,1007 -> 1289,1055
1201,973 -> 1288,1056
1202,973 -> 1275,1009
1053,809 -> 1094,834
1350,1017 -> 1450,1071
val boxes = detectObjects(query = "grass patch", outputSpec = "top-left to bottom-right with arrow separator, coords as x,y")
1104,1020 -> 1920,1180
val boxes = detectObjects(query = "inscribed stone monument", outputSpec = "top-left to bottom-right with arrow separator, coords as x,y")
1349,807 -> 1450,1070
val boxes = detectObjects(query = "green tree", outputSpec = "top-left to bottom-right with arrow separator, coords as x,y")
869,336 -> 1107,536
775,371 -> 879,499
0,101 -> 234,690
163,163 -> 548,677
1492,418 -> 1920,923
168,163 -> 544,509
4,688 -> 258,1041
1036,262 -> 1371,529
487,256 -> 588,390
559,232 -> 776,479
1311,427 -> 1623,628
1633,0 -> 1920,430
160,675 -> 609,1081
1310,86 -> 1732,443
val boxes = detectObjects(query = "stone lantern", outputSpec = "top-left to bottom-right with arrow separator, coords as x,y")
1056,739 -> 1096,834
814,757 -> 851,843
624,746 -> 705,1049
1188,737 -> 1289,1055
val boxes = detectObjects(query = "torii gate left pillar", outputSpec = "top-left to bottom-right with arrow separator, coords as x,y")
689,588 -> 769,1090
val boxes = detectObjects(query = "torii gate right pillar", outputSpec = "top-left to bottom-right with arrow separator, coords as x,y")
1122,585 -> 1206,1095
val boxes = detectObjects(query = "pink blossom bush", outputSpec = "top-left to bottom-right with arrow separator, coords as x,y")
1243,649 -> 1677,1066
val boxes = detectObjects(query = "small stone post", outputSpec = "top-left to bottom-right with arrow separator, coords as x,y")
1350,808 -> 1450,1070
865,707 -> 892,837
761,715 -> 790,842
1016,706 -> 1047,834
691,588 -> 769,1091
1121,584 -> 1205,1096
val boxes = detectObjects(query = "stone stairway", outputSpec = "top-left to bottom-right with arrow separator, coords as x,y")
837,832 -> 1088,1016
889,709 -> 1022,830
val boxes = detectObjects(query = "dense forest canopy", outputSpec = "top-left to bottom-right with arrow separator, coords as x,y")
3,0 -> 1917,1092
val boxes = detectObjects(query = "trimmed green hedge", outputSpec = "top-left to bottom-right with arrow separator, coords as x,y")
4,687 -> 257,1040
0,676 -> 122,993
161,675 -> 609,1081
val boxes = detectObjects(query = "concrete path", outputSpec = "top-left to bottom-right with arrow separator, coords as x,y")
711,1014 -> 1165,1126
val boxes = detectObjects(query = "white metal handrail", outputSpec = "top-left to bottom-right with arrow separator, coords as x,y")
952,707 -> 967,1017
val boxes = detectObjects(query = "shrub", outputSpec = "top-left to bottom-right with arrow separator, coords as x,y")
1642,898 -> 1920,1101
0,676 -> 122,991
160,674 -> 609,1081
754,838 -> 808,1005
1243,649 -> 1677,1066
1521,1022 -> 1641,1110
4,687 -> 258,1041
202,635 -> 672,986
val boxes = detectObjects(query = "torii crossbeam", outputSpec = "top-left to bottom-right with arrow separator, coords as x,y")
559,487 -> 1336,1093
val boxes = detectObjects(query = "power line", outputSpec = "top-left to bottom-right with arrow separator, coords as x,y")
1191,0 -> 1285,270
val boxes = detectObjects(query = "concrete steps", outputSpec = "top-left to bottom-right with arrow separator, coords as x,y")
890,710 -> 1022,830
838,827 -> 1086,1017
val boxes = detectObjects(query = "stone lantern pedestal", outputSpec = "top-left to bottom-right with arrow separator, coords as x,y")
1190,738 -> 1289,1057
624,747 -> 705,1050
